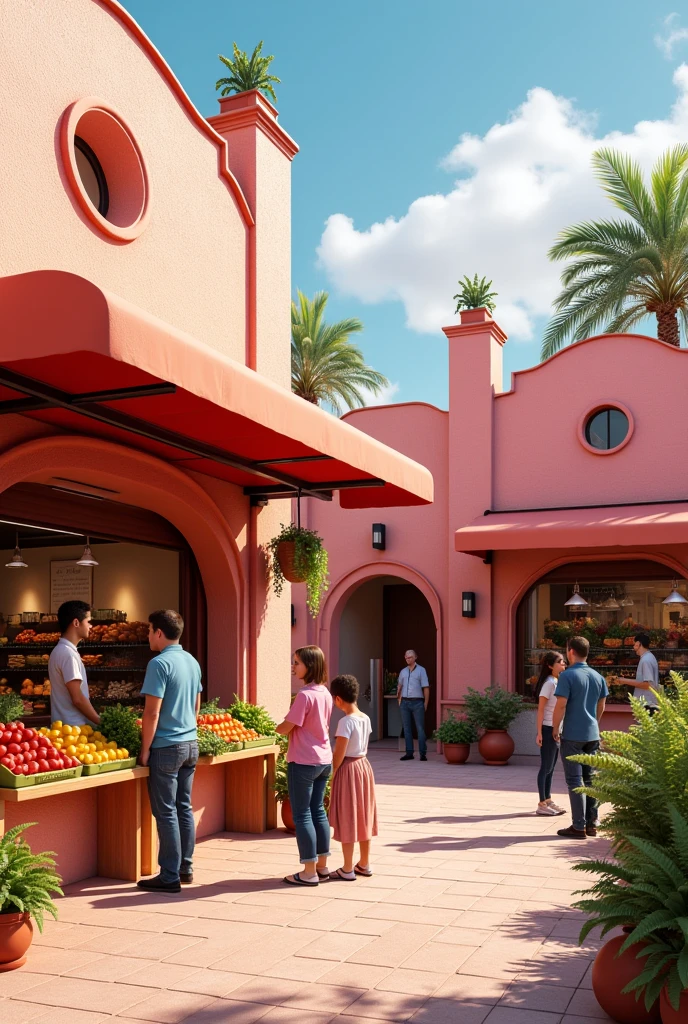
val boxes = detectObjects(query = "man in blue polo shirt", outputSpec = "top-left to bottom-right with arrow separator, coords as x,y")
137,609 -> 203,893
552,635 -> 608,840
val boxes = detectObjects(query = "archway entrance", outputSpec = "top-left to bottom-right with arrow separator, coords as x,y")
337,576 -> 437,741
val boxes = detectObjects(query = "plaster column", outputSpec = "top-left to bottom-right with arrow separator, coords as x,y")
444,309 -> 506,697
209,90 -> 298,385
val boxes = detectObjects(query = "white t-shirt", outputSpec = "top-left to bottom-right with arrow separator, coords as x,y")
48,637 -> 90,726
336,712 -> 372,757
539,676 -> 558,727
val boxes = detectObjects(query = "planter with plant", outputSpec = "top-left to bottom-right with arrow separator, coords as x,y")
268,523 -> 329,617
464,684 -> 525,765
0,822 -> 63,971
433,713 -> 478,764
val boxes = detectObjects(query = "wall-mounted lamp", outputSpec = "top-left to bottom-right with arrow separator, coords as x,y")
372,523 -> 386,550
462,592 -> 476,618
5,532 -> 28,568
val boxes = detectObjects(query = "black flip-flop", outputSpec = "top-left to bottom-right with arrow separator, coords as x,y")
317,870 -> 330,882
329,868 -> 357,881
354,864 -> 373,877
284,872 -> 319,886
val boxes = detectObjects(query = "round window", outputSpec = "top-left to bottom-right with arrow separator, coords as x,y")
74,137 -> 109,217
584,407 -> 630,451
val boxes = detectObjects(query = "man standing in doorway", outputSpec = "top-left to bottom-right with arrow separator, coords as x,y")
138,610 -> 203,894
397,649 -> 430,762
48,601 -> 101,727
552,636 -> 608,839
616,633 -> 660,714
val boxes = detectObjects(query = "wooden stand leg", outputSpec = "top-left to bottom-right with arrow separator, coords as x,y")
97,778 -> 140,880
225,753 -> 273,833
140,779 -> 157,877
265,752 -> 277,830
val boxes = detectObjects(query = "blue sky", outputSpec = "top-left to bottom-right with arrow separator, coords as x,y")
126,1 -> 688,408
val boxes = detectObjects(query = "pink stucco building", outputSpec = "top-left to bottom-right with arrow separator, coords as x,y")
293,308 -> 688,750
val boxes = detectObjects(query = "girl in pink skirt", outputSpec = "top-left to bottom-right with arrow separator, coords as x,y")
328,674 -> 378,881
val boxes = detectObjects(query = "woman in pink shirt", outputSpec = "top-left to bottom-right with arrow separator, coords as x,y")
276,646 -> 333,886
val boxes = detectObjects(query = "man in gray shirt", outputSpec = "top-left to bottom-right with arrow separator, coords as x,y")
617,632 -> 660,713
397,649 -> 430,762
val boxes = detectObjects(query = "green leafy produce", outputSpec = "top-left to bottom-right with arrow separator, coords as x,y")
0,691 -> 25,724
99,704 -> 142,757
199,697 -> 229,716
0,822 -> 63,932
196,727 -> 234,756
229,695 -> 276,736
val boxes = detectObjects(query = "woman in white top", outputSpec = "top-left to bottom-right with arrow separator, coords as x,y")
535,651 -> 567,816
328,674 -> 378,881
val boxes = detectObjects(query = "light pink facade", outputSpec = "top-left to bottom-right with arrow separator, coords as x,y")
293,308 -> 688,737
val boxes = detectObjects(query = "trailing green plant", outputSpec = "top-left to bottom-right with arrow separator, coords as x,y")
196,727 -> 234,757
268,522 -> 329,617
464,684 -> 525,731
216,41 -> 280,103
433,712 -> 478,745
0,823 -> 63,931
572,804 -> 688,1012
568,679 -> 688,850
229,695 -> 276,736
0,691 -> 25,724
453,274 -> 497,314
98,704 -> 142,757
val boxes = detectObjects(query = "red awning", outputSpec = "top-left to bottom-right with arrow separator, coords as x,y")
455,503 -> 688,558
0,271 -> 433,508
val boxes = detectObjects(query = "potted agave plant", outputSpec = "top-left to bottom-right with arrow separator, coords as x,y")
268,523 -> 329,617
464,684 -> 525,765
433,713 -> 478,764
0,822 -> 63,971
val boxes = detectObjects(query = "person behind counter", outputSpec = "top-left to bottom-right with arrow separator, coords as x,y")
48,600 -> 101,727
137,609 -> 203,894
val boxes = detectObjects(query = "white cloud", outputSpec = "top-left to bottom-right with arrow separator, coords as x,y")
655,14 -> 688,59
357,380 -> 400,408
318,67 -> 688,342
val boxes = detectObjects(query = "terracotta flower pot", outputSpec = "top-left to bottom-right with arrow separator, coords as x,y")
660,987 -> 688,1023
280,797 -> 296,832
442,743 -> 470,765
592,934 -> 661,1024
277,542 -> 307,583
0,912 -> 33,972
478,730 -> 515,766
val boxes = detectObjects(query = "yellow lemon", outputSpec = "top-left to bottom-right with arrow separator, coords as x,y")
66,745 -> 77,756
83,753 -> 94,764
51,721 -> 62,729
49,728 -> 61,739
107,748 -> 117,760
61,725 -> 72,736
120,749 -> 129,759
71,726 -> 81,735
93,732 -> 103,741
94,742 -> 104,751
53,739 -> 63,749
81,725 -> 93,735
87,742 -> 96,753
107,741 -> 117,749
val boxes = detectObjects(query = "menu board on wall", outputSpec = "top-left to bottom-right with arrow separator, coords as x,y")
50,561 -> 93,613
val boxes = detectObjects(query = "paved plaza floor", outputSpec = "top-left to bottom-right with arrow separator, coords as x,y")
0,750 -> 614,1024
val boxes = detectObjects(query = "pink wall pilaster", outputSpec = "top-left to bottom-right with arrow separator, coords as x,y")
444,309 -> 506,697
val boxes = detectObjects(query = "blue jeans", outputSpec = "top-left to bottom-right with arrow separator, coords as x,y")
287,762 -> 331,864
560,738 -> 599,831
147,741 -> 198,883
400,698 -> 427,755
537,725 -> 559,801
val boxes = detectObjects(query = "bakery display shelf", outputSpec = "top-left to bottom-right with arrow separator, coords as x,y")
0,642 -> 149,651
1,667 -> 147,673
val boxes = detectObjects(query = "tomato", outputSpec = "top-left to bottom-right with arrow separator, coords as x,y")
20,741 -> 30,751
0,722 -> 4,731
13,753 -> 24,764
27,762 -> 39,774
0,745 -> 6,758
28,739 -> 39,750
37,759 -> 49,772
11,765 -> 22,775
47,759 -> 60,771
7,743 -> 20,755
36,748 -> 49,760
0,756 -> 14,768
20,764 -> 29,775
2,731 -> 12,743
11,731 -> 22,744
23,728 -> 35,740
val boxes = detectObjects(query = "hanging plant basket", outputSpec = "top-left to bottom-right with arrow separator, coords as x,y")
268,523 -> 329,618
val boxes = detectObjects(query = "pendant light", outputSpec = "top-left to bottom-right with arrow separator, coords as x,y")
5,532 -> 27,568
564,582 -> 589,608
662,580 -> 688,606
76,536 -> 98,567
619,592 -> 634,608
604,590 -> 621,610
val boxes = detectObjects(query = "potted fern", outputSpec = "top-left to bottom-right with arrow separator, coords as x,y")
268,522 -> 329,617
0,822 -> 63,970
464,684 -> 525,765
433,713 -> 478,764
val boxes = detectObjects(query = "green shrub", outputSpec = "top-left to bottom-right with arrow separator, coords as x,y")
433,713 -> 478,745
464,684 -> 525,731
0,823 -> 63,932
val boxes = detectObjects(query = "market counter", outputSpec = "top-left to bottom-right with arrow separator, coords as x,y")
0,745 -> 279,886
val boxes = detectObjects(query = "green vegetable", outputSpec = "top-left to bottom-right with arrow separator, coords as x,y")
0,692 -> 25,724
0,822 -> 63,932
196,726 -> 235,756
229,695 -> 276,737
99,704 -> 142,757
199,697 -> 229,716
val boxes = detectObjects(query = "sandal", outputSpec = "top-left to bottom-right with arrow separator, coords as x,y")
317,870 -> 330,882
284,872 -> 319,886
329,867 -> 357,881
354,864 -> 373,877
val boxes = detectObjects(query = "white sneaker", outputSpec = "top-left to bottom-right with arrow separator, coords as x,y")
536,804 -> 559,815
547,801 -> 567,815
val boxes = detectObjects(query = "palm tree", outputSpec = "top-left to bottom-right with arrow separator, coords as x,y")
454,275 -> 497,314
542,145 -> 688,360
216,41 -> 280,104
291,291 -> 390,414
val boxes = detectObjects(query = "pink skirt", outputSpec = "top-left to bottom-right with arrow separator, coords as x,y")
329,756 -> 378,843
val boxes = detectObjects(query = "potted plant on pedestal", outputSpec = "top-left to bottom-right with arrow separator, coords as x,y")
0,822 -> 63,971
433,713 -> 478,764
268,523 -> 329,617
464,684 -> 525,765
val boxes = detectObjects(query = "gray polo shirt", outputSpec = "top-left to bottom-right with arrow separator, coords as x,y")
635,650 -> 660,708
48,637 -> 90,726
398,664 -> 429,699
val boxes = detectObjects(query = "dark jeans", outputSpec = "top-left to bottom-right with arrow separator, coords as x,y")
400,698 -> 427,755
147,741 -> 198,884
537,725 -> 559,801
287,761 -> 331,864
560,738 -> 600,831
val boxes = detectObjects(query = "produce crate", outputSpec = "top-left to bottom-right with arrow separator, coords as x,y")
241,737 -> 275,749
80,757 -> 137,776
0,763 -> 83,788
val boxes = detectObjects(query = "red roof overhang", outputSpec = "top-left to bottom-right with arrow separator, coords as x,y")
0,272 -> 433,508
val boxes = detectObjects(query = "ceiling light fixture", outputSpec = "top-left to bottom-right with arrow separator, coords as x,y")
662,580 -> 688,606
76,536 -> 99,567
564,582 -> 589,608
5,532 -> 28,568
